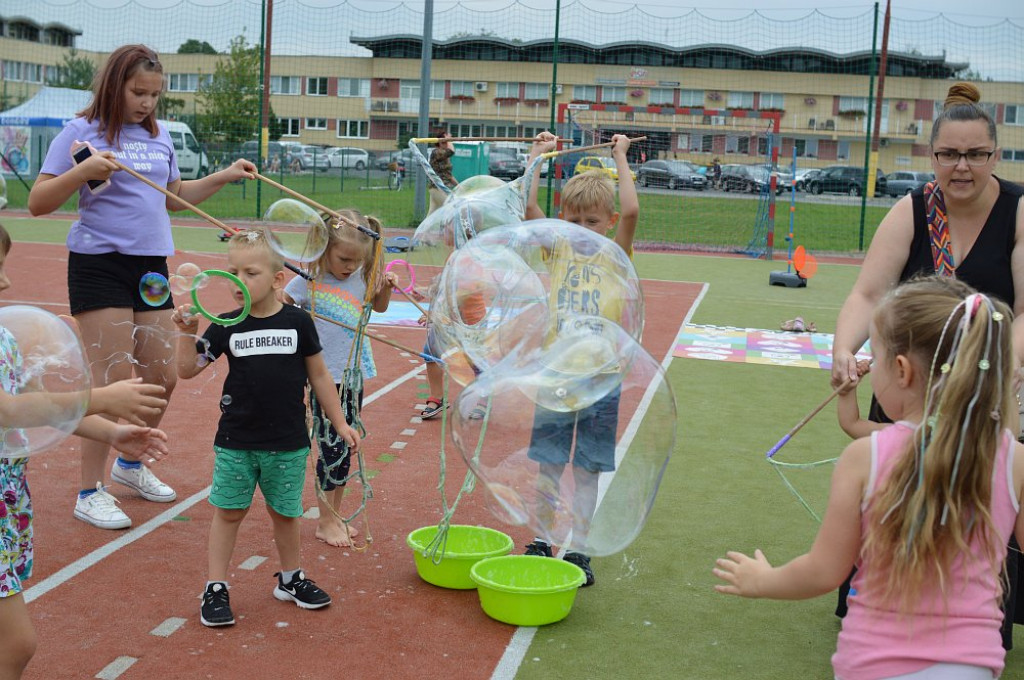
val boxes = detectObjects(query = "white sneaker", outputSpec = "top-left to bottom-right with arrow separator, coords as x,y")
74,483 -> 131,530
111,461 -> 177,502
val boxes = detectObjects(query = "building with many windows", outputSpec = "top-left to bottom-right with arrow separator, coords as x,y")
3,25 -> 1024,181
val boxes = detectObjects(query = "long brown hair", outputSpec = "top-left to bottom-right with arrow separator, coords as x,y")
862,276 -> 1016,615
79,44 -> 163,146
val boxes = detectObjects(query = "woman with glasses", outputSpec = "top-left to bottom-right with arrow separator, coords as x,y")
830,81 -> 1024,649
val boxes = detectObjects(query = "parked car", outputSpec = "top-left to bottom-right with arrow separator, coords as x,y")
163,121 -> 208,179
794,168 -> 821,192
720,164 -> 786,195
239,140 -> 284,168
327,147 -> 369,170
489,146 -> 525,179
285,144 -> 330,172
573,156 -> 637,182
636,160 -> 706,190
884,170 -> 934,197
806,165 -> 887,197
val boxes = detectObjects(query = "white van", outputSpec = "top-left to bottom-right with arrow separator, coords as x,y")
162,120 -> 209,180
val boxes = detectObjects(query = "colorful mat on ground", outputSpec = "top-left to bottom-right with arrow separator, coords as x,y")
673,324 -> 871,369
369,301 -> 426,327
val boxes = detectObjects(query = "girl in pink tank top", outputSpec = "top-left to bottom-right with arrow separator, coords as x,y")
714,277 -> 1024,680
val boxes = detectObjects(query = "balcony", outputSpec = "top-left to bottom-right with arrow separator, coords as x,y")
369,98 -> 400,113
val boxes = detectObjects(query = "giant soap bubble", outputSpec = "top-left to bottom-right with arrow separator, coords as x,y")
450,328 -> 675,557
0,306 -> 91,458
262,198 -> 329,263
425,240 -> 549,385
0,173 -> 7,210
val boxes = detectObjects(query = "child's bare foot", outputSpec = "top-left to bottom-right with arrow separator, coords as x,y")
346,523 -> 359,539
316,522 -> 353,547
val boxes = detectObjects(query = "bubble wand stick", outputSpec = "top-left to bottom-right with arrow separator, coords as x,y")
112,160 -> 312,280
765,380 -> 850,458
253,173 -> 380,241
310,312 -> 441,362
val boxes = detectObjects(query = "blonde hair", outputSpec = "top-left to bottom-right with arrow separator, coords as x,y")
930,82 -> 997,146
862,276 -> 1016,615
310,209 -> 383,287
561,170 -> 616,216
228,229 -> 284,272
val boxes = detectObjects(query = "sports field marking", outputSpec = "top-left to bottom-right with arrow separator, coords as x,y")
491,282 -> 707,680
22,364 -> 425,606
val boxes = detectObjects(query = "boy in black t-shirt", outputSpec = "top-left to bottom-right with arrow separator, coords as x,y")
172,230 -> 361,628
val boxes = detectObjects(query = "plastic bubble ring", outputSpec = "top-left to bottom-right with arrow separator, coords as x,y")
190,269 -> 251,326
385,259 -> 416,294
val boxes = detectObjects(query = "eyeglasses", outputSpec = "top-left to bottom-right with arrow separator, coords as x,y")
933,149 -> 995,167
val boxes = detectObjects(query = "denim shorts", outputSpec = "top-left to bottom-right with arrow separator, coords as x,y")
209,446 -> 309,517
526,389 -> 621,473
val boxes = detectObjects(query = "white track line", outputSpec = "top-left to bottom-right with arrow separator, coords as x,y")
22,365 -> 424,605
490,282 -> 709,680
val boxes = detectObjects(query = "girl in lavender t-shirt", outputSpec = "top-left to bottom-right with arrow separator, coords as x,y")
28,44 -> 255,530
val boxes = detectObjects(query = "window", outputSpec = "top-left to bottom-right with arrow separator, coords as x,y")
727,91 -> 754,109
838,141 -> 850,160
525,83 -> 547,100
935,100 -> 996,120
759,92 -> 785,110
306,118 -> 328,130
278,118 -> 300,136
522,125 -> 546,138
1006,105 -> 1024,126
725,135 -> 750,154
337,119 -> 369,138
840,96 -> 868,114
496,82 -> 519,98
449,81 -> 475,97
22,63 -> 42,83
679,90 -> 703,107
573,85 -> 597,102
430,80 -> 445,99
307,77 -> 328,96
601,86 -> 626,103
449,123 -> 483,137
649,88 -> 674,105
168,73 -> 208,93
270,76 -> 301,95
2,61 -> 42,82
337,78 -> 369,98
485,125 -> 518,137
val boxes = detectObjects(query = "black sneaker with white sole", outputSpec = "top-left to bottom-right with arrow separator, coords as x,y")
273,571 -> 332,609
200,582 -> 235,627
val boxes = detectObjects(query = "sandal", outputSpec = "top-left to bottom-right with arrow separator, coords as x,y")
420,398 -> 447,419
780,317 -> 806,332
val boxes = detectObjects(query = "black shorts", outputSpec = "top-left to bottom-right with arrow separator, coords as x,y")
67,252 -> 174,315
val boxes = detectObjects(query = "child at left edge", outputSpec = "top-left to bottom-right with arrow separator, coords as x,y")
171,229 -> 361,628
281,209 -> 395,548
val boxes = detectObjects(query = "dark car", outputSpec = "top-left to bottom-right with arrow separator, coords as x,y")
375,149 -> 414,172
239,140 -> 284,167
637,160 -> 706,190
794,168 -> 821,192
806,165 -> 887,197
489,147 -> 525,180
720,164 -> 785,195
885,170 -> 934,197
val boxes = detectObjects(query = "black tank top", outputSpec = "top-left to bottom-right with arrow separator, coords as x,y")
900,176 -> 1022,308
870,177 -> 1022,423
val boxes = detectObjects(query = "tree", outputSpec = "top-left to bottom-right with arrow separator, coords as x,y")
196,34 -> 266,143
178,39 -> 218,55
47,48 -> 96,90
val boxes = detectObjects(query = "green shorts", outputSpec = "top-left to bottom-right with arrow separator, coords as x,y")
210,446 -> 309,517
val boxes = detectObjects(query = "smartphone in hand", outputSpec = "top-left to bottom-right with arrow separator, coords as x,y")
70,142 -> 111,193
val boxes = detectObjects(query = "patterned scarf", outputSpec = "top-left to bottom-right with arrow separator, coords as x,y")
925,181 -> 956,277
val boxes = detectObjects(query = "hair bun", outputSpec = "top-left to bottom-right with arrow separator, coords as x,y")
944,82 -> 981,109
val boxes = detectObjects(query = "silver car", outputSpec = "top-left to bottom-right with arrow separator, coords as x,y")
885,170 -> 934,197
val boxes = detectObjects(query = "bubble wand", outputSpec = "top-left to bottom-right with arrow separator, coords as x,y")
310,312 -> 441,362
252,173 -> 380,241
112,160 -> 312,281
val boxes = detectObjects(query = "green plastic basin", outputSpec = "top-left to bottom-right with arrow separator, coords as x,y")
470,554 -> 586,626
407,525 -> 514,590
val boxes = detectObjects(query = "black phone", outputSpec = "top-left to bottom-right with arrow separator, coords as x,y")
71,144 -> 110,193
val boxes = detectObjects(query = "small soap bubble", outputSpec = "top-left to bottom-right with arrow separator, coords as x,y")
138,272 -> 170,307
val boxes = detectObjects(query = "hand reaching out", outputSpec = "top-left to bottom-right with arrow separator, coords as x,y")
713,549 -> 773,598
91,378 -> 167,426
109,424 -> 170,462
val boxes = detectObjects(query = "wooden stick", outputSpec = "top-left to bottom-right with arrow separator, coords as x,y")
765,381 -> 848,458
113,160 -> 237,234
311,312 -> 433,359
542,136 -> 648,158
114,160 -> 315,280
412,136 -> 554,144
252,172 -> 379,240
